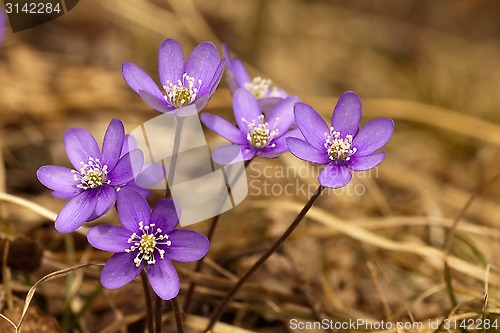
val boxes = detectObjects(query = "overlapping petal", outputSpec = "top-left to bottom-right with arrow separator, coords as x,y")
258,128 -> 301,158
200,113 -> 247,144
116,188 -> 151,231
212,144 -> 255,165
55,190 -> 98,232
206,59 -> 225,97
138,91 -> 171,113
122,62 -> 164,100
352,118 -> 394,156
101,119 -> 125,169
108,150 -> 144,186
294,103 -> 329,149
287,137 -> 330,164
185,42 -> 221,94
150,198 -> 181,233
346,152 -> 386,171
94,185 -> 117,216
266,96 -> 300,135
64,128 -> 101,170
233,88 -> 262,130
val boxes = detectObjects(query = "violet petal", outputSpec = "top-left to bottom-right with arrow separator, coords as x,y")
233,88 -> 262,131
212,144 -> 255,165
37,165 -> 81,195
100,252 -> 143,289
346,152 -> 386,171
94,185 -> 117,216
158,39 -> 185,87
286,137 -> 330,164
108,150 -> 144,186
267,95 -> 300,136
259,97 -> 284,115
55,190 -> 98,232
138,90 -> 172,113
352,118 -> 394,156
185,42 -> 221,93
150,198 -> 181,234
52,191 -> 78,199
116,188 -> 151,232
122,62 -> 164,99
294,102 -> 329,149
87,225 -> 131,252
331,91 -> 362,138
318,163 -> 352,188
200,113 -> 247,144
162,230 -> 209,262
258,128 -> 302,158
231,58 -> 251,88
64,128 -> 101,170
101,119 -> 125,169
147,258 -> 180,300
205,59 -> 225,97
126,184 -> 152,198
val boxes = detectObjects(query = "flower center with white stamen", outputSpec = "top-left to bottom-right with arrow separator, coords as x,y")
244,77 -> 272,98
163,73 -> 202,108
125,221 -> 172,267
72,157 -> 110,190
324,127 -> 357,161
243,114 -> 279,149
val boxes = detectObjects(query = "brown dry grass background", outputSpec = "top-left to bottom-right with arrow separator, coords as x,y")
0,0 -> 500,332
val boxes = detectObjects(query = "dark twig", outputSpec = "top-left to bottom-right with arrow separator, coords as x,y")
183,159 -> 252,313
171,298 -> 185,333
141,271 -> 154,333
204,184 -> 324,332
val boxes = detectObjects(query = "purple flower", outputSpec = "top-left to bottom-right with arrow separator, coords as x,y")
287,92 -> 394,188
123,39 -> 225,113
87,189 -> 210,300
37,119 -> 144,232
201,88 -> 301,164
223,44 -> 287,99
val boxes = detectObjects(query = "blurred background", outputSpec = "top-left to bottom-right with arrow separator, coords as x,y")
0,0 -> 499,332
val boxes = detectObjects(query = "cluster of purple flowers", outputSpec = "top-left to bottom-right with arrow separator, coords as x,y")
37,38 -> 393,300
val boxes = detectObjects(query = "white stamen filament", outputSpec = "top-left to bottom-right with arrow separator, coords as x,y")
244,77 -> 272,98
163,73 -> 202,108
324,127 -> 357,161
243,114 -> 279,149
125,221 -> 172,267
72,157 -> 110,190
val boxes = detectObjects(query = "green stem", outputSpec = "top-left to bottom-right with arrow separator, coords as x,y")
204,185 -> 324,332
